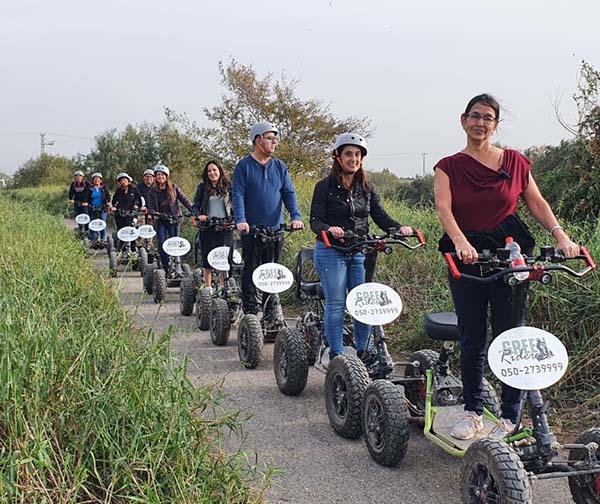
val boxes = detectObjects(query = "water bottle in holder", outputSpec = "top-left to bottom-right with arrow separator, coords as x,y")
505,236 -> 529,281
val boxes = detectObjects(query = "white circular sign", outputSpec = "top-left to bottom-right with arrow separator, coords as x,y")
488,326 -> 568,390
207,246 -> 243,271
89,219 -> 107,232
346,282 -> 403,325
162,237 -> 191,257
117,226 -> 139,242
75,214 -> 90,225
252,262 -> 294,293
138,225 -> 156,239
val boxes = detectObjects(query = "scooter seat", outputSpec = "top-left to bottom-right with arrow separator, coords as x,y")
300,281 -> 324,299
424,312 -> 459,341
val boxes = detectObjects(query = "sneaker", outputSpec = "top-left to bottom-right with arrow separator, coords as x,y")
489,418 -> 518,439
451,411 -> 484,440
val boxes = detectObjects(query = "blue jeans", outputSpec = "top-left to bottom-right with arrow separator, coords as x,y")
313,241 -> 370,356
88,212 -> 107,241
157,222 -> 180,270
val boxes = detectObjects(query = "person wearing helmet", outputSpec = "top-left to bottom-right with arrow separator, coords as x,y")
192,160 -> 234,289
111,173 -> 142,249
84,172 -> 111,242
231,121 -> 303,315
310,133 -> 413,363
137,168 -> 155,215
68,170 -> 90,233
146,164 -> 194,271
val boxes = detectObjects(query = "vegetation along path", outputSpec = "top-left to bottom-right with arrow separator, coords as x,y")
95,246 -> 574,504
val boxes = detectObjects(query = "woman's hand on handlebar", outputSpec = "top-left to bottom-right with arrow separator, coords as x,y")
556,237 -> 579,258
290,220 -> 304,230
454,236 -> 479,264
198,215 -> 208,222
328,226 -> 345,239
397,226 -> 413,236
237,222 -> 249,234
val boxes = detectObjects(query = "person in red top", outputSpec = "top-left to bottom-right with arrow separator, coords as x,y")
434,93 -> 579,440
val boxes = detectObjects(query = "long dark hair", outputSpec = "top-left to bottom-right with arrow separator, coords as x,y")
202,160 -> 230,196
330,148 -> 369,192
153,176 -> 175,202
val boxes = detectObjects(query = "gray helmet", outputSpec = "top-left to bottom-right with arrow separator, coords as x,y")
333,132 -> 368,157
250,121 -> 278,144
143,168 -> 155,177
73,170 -> 84,177
116,172 -> 133,182
153,164 -> 170,177
91,172 -> 103,180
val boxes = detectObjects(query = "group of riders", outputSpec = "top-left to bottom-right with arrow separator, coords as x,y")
69,93 -> 579,442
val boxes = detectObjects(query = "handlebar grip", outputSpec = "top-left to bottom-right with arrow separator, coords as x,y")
415,229 -> 426,245
321,230 -> 331,248
444,253 -> 461,279
580,246 -> 597,271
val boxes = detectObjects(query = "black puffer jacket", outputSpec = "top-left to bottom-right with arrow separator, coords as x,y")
310,175 -> 400,244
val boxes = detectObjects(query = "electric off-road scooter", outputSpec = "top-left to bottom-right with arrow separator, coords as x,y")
184,216 -> 236,317
88,206 -> 109,251
137,216 -> 157,279
73,210 -> 90,243
361,241 -> 599,504
108,208 -> 141,277
237,224 -> 299,369
273,229 -> 426,432
142,213 -> 192,303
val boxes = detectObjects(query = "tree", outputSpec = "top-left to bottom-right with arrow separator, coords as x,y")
12,154 -> 75,188
166,59 -> 373,174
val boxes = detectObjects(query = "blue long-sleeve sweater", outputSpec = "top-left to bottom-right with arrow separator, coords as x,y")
231,155 -> 301,228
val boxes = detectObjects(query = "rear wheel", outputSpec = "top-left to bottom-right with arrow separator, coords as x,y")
108,250 -> 117,277
107,234 -> 115,252
210,298 -> 231,346
179,276 -> 195,316
568,428 -> 600,504
153,268 -> 166,303
143,264 -> 155,294
273,327 -> 308,396
325,355 -> 370,439
237,314 -> 263,369
482,377 -> 501,418
362,380 -> 410,467
403,349 -> 440,415
195,288 -> 212,330
461,437 -> 531,503
182,263 -> 192,277
138,247 -> 148,277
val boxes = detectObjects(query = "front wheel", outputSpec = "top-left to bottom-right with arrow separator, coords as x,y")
138,247 -> 148,277
108,250 -> 117,277
325,355 -> 370,439
362,380 -> 410,467
461,437 -> 531,504
143,264 -> 155,294
179,276 -> 195,316
210,298 -> 231,346
568,428 -> 600,504
273,327 -> 308,396
237,314 -> 263,369
195,288 -> 212,330
153,268 -> 167,303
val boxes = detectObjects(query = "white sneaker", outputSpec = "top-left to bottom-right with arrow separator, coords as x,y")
451,411 -> 484,440
489,418 -> 517,439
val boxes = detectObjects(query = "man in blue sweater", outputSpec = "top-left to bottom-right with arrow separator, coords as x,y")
232,121 -> 304,315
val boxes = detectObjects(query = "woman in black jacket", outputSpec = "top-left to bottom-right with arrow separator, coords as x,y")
310,133 -> 412,362
192,160 -> 233,288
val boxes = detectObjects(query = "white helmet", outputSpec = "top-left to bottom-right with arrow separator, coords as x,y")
143,168 -> 155,177
153,164 -> 170,177
73,170 -> 84,177
333,133 -> 368,157
116,172 -> 132,182
250,122 -> 278,144
91,172 -> 103,180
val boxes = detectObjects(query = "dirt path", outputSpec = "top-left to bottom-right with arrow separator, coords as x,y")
81,230 -> 573,504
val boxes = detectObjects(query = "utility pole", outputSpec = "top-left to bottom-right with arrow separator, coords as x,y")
40,132 -> 55,155
421,152 -> 428,176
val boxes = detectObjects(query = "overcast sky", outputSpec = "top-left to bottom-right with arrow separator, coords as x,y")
2,0 -> 599,177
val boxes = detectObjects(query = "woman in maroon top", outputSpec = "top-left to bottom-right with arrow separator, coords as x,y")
434,93 -> 579,441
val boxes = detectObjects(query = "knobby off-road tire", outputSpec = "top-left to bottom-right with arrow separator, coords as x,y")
107,235 -> 115,253
138,248 -> 148,277
179,276 -> 195,316
325,355 -> 370,439
108,250 -> 117,277
182,263 -> 192,277
195,288 -> 212,331
568,428 -> 600,504
403,349 -> 439,414
143,264 -> 155,294
461,437 -> 531,504
153,268 -> 167,303
362,380 -> 410,467
237,314 -> 263,369
482,377 -> 502,418
210,298 -> 231,346
274,327 -> 308,396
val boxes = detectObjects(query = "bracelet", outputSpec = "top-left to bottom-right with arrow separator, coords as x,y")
549,225 -> 563,236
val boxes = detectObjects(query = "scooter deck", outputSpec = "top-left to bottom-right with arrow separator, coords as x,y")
431,404 -> 498,451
